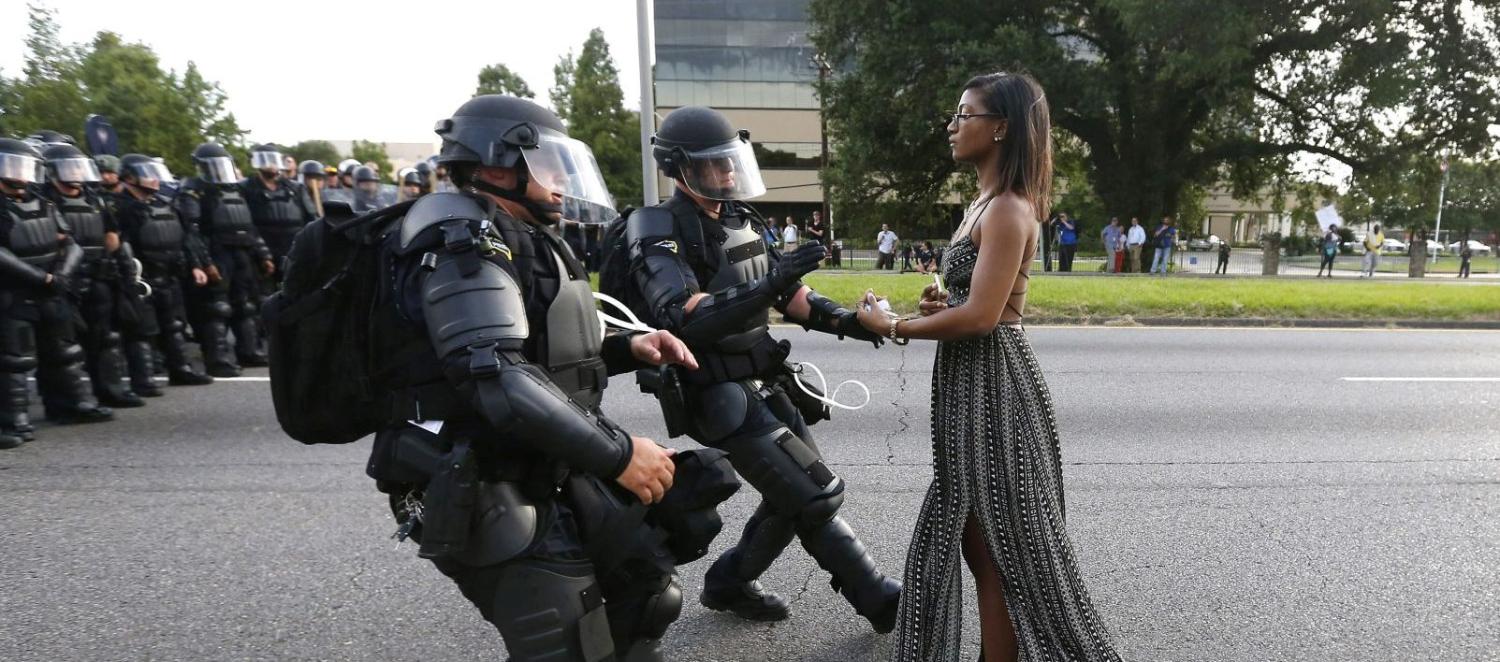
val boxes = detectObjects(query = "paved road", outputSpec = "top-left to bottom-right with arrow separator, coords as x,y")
2,327 -> 1497,661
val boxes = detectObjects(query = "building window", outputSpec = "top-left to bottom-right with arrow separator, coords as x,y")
754,142 -> 822,169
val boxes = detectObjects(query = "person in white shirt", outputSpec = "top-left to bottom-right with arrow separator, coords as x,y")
782,216 -> 799,251
876,224 -> 899,270
1125,217 -> 1147,273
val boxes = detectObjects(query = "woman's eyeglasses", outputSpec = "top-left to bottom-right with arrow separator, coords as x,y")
948,112 -> 1005,124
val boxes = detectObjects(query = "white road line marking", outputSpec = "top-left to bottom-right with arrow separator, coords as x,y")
1341,377 -> 1500,382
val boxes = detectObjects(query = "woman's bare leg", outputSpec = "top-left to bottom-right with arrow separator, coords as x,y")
963,513 -> 1017,662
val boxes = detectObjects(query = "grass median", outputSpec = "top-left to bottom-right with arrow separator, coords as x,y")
798,272 -> 1500,321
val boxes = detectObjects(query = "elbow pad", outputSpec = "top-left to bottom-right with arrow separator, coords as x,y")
0,247 -> 50,288
470,360 -> 632,478
54,239 -> 84,278
675,276 -> 779,346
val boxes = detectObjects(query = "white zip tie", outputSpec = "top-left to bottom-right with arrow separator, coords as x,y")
592,291 -> 871,411
790,360 -> 872,411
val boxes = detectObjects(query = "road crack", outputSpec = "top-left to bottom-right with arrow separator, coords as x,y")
880,344 -> 913,465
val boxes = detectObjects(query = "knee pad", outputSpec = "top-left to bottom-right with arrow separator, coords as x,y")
212,300 -> 234,319
56,341 -> 86,365
798,489 -> 845,529
103,330 -> 122,349
240,300 -> 258,317
635,576 -> 682,640
690,381 -> 749,442
486,560 -> 614,662
721,426 -> 843,520
164,318 -> 185,334
0,323 -> 38,372
0,352 -> 38,373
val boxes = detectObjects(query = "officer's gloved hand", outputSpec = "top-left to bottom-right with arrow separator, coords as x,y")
768,241 -> 826,294
837,310 -> 885,346
45,272 -> 70,296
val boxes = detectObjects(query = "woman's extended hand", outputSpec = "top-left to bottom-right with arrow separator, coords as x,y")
918,283 -> 949,317
856,290 -> 895,337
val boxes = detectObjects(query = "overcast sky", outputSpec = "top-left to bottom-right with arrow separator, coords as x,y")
0,0 -> 648,147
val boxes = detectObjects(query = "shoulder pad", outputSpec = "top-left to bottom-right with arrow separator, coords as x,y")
625,205 -> 678,240
399,192 -> 489,252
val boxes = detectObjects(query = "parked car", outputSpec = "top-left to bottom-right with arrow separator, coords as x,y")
1381,238 -> 1408,253
1187,237 -> 1213,251
1447,240 -> 1493,257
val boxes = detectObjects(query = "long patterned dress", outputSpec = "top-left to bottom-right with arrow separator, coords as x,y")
891,220 -> 1124,661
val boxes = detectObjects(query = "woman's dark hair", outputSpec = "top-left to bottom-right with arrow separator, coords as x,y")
923,241 -> 934,250
963,72 -> 1052,223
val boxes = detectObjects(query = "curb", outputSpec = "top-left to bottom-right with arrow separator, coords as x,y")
1021,316 -> 1500,330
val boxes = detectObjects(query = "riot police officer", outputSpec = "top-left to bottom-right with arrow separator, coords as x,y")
242,144 -> 316,277
39,143 -> 143,408
350,165 -> 384,212
618,106 -> 900,631
177,142 -> 275,375
1,138 -> 114,447
298,160 -> 326,217
398,168 -> 425,201
412,160 -> 434,195
111,154 -> 214,390
95,155 -> 123,195
361,95 -> 713,661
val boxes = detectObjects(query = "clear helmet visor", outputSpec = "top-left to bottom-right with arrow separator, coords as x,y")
676,138 -> 766,201
519,131 -> 619,225
250,151 -> 285,170
0,153 -> 46,184
49,157 -> 102,184
125,161 -> 176,190
198,156 -> 238,183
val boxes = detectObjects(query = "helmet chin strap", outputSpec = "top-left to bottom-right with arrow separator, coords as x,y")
467,171 -> 561,224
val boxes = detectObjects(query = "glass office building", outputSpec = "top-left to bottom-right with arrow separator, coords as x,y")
654,0 -> 824,210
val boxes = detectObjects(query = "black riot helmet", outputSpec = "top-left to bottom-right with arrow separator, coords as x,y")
400,168 -> 424,187
434,94 -> 618,224
0,138 -> 46,190
41,142 -> 102,186
119,153 -> 176,193
27,129 -> 77,147
353,165 -> 380,184
299,160 -> 325,179
191,142 -> 238,184
249,143 -> 286,175
95,154 -> 121,174
652,106 -> 766,201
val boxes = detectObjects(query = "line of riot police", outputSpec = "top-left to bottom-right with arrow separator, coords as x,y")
1,135 -> 335,449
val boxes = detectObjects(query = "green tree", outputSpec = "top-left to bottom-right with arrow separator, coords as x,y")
810,0 -> 1500,229
4,3 -> 88,139
550,52 -> 576,121
1,6 -> 247,174
549,28 -> 641,207
351,140 -> 392,181
286,140 -> 342,167
476,63 -> 535,98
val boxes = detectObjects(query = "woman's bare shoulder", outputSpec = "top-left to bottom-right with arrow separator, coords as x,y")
975,193 -> 1038,243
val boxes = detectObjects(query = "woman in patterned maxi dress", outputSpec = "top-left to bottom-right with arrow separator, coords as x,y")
857,72 -> 1125,662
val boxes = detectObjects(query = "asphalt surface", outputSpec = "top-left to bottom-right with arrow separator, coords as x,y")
2,327 -> 1497,661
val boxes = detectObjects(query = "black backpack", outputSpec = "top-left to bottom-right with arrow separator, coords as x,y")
261,200 -> 415,445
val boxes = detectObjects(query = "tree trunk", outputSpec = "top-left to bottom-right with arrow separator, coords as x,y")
1261,235 -> 1281,275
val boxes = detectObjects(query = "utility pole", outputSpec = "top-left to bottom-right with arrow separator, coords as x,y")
1433,153 -> 1449,263
816,54 -> 832,245
636,0 -> 658,207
